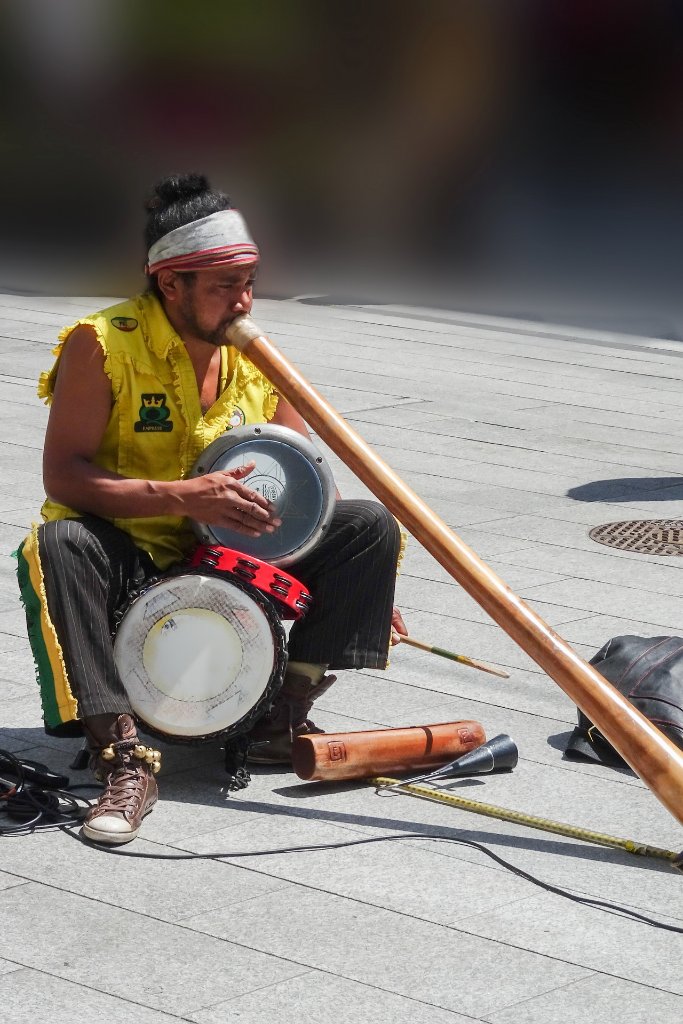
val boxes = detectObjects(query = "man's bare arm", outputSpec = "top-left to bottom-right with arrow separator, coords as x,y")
271,392 -> 342,499
42,325 -> 280,536
270,393 -> 312,437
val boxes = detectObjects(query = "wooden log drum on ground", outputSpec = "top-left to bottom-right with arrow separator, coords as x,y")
292,721 -> 486,782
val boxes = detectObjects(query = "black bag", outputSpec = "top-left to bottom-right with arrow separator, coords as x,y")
565,635 -> 683,767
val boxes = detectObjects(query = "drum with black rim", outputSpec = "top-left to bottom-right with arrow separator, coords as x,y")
189,423 -> 335,566
113,568 -> 287,742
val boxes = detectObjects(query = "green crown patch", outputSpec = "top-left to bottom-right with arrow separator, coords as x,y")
134,393 -> 173,432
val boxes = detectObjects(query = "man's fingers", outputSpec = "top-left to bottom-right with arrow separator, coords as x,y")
230,499 -> 281,528
227,462 -> 256,480
390,605 -> 407,646
219,473 -> 274,512
234,498 -> 271,521
194,468 -> 283,531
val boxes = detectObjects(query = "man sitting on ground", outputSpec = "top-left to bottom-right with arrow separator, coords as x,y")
17,173 -> 405,845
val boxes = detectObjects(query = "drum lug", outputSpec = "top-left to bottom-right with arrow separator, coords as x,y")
223,735 -> 252,791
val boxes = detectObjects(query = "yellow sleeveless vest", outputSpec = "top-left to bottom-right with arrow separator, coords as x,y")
38,292 -> 278,568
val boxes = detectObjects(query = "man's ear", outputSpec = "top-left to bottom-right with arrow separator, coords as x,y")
155,270 -> 181,302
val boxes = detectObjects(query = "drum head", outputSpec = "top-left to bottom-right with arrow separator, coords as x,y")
189,424 -> 335,566
114,573 -> 286,740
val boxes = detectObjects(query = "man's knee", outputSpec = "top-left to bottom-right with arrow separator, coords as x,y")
369,501 -> 400,539
349,500 -> 401,554
38,518 -> 119,582
40,518 -> 81,552
39,518 -> 96,558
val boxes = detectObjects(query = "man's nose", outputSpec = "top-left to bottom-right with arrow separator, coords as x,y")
230,290 -> 252,313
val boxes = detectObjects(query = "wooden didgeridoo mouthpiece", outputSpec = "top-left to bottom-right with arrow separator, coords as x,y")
292,721 -> 486,782
226,313 -> 683,827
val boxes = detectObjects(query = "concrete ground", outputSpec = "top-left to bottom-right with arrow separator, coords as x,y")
1,293 -> 682,1023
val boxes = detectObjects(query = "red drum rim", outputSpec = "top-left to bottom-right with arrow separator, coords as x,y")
189,544 -> 313,619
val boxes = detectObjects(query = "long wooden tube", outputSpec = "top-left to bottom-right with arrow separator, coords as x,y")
227,314 -> 683,827
292,721 -> 486,782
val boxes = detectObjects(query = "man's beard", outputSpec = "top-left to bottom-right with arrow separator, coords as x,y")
180,297 -> 232,347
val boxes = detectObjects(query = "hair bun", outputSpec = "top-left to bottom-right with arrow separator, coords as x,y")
146,174 -> 211,211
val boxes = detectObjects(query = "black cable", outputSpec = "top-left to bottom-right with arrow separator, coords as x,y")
1,747 -> 680,935
0,749 -> 91,835
69,828 -> 683,935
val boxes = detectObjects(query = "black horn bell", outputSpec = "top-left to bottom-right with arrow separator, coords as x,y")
433,733 -> 518,778
402,734 -> 518,786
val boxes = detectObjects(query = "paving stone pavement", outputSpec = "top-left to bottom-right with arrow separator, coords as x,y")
1,292 -> 682,1023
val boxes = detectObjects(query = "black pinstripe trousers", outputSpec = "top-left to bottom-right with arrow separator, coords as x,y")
35,501 -> 401,721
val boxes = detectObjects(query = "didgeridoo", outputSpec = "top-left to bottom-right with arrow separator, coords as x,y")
292,721 -> 486,782
226,314 -> 683,827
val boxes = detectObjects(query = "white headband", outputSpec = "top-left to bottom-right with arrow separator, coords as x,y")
146,209 -> 259,275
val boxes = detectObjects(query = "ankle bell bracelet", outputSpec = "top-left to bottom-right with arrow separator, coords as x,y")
101,743 -> 162,774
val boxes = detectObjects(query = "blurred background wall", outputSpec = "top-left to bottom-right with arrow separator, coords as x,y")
1,0 -> 681,334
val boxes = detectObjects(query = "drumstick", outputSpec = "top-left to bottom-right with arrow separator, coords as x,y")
396,634 -> 510,678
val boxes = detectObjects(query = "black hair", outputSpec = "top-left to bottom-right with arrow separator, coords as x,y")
144,173 -> 233,296
144,173 -> 232,248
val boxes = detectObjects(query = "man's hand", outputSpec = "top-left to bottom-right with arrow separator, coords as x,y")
178,462 -> 282,536
390,606 -> 408,645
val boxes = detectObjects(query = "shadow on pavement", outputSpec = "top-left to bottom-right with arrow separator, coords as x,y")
567,477 -> 683,502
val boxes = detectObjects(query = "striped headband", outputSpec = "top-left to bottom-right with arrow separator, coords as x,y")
146,209 -> 259,275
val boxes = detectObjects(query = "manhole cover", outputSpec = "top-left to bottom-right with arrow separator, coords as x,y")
589,520 -> 683,556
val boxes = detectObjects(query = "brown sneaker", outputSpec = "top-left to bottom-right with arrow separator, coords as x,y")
81,714 -> 159,845
247,673 -> 336,764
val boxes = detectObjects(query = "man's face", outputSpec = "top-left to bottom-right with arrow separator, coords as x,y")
173,264 -> 257,346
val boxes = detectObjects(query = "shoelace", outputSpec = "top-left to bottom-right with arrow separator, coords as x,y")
92,758 -> 149,817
